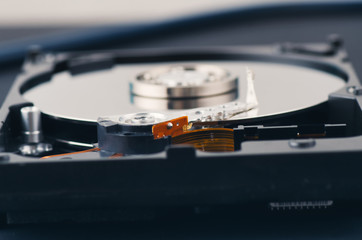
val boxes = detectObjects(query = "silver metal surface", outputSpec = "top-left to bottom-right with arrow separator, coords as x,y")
120,112 -> 167,125
132,91 -> 237,110
99,112 -> 168,127
132,64 -> 237,98
23,61 -> 346,123
20,106 -> 43,143
19,106 -> 54,156
18,143 -> 53,156
99,69 -> 258,126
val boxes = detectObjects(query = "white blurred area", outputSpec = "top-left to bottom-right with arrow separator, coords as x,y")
0,0 -> 331,26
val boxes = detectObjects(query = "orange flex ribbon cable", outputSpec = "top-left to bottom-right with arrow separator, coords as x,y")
152,116 -> 234,152
41,147 -> 100,159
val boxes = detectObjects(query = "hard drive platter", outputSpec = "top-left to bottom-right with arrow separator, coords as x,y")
23,61 -> 344,123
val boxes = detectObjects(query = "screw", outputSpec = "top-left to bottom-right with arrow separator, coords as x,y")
347,86 -> 356,93
27,45 -> 43,63
327,34 -> 343,49
347,86 -> 362,95
167,122 -> 173,129
98,119 -> 116,127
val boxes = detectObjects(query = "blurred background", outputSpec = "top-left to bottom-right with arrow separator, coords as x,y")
0,0 -> 317,26
0,0 -> 343,43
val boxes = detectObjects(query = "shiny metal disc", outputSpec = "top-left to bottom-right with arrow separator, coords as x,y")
22,61 -> 346,123
132,64 -> 237,98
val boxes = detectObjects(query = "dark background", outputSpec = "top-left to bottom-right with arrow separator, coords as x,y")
0,2 -> 362,239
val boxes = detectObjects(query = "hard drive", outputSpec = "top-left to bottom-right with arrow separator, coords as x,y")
0,36 -> 362,224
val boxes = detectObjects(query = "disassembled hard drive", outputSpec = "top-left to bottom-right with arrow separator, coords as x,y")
1,37 -> 362,223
